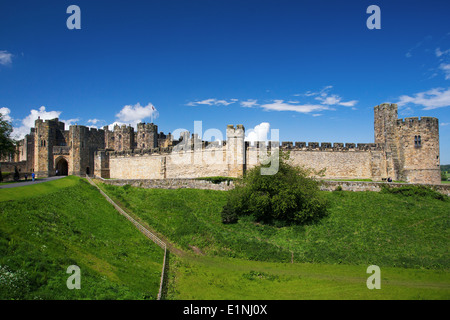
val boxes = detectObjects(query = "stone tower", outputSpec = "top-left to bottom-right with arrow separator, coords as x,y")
396,117 -> 440,184
68,125 -> 89,176
114,124 -> 135,152
103,126 -> 115,150
34,118 -> 66,177
226,124 -> 246,177
136,122 -> 158,150
374,103 -> 401,180
374,103 -> 440,183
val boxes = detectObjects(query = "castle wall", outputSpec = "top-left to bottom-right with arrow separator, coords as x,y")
8,103 -> 441,185
108,146 -> 230,179
288,149 -> 375,179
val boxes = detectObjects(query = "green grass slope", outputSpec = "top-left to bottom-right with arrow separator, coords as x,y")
0,176 -> 164,300
99,183 -> 450,299
101,184 -> 449,270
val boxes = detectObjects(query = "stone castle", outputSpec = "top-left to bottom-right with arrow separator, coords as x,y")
3,103 -> 441,184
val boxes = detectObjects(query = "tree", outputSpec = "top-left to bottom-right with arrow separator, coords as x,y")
221,151 -> 328,226
0,113 -> 16,182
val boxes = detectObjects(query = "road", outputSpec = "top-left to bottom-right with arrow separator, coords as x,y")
0,176 -> 65,189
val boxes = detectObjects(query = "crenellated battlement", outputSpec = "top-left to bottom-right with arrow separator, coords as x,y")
396,116 -> 439,129
137,122 -> 157,130
280,141 -> 382,151
108,140 -> 227,158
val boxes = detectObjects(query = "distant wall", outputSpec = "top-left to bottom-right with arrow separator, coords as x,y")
319,180 -> 450,196
97,177 -> 235,191
96,177 -> 450,196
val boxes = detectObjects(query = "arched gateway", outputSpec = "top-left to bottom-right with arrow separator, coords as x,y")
55,157 -> 69,176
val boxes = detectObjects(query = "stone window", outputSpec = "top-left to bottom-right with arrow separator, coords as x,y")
414,135 -> 422,147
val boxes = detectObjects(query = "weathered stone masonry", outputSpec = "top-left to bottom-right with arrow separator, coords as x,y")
4,103 -> 441,184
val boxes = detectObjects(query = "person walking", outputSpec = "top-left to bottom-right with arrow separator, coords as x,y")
31,172 -> 35,182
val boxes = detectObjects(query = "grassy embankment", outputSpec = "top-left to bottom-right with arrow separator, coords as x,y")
0,176 -> 164,300
99,183 -> 450,300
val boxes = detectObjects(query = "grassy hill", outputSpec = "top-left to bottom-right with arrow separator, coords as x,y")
100,183 -> 449,269
98,182 -> 450,299
0,176 -> 164,300
1,177 -> 448,300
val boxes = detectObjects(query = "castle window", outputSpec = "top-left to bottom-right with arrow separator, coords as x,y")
414,135 -> 422,147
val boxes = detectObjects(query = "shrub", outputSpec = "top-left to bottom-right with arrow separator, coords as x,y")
221,152 -> 328,225
380,184 -> 447,201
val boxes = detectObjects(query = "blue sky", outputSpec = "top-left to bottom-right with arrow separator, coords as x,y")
1,0 -> 450,162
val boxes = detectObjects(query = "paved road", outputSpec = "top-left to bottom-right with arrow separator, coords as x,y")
0,176 -> 66,189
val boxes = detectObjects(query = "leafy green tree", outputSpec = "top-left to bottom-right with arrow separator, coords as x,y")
0,113 -> 16,182
441,170 -> 448,182
221,151 -> 328,225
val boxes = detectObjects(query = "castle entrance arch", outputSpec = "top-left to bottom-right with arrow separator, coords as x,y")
55,157 -> 69,176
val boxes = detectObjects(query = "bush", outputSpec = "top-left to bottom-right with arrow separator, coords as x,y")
221,152 -> 328,225
380,184 -> 447,201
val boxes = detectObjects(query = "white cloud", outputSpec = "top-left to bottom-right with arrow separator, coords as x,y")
295,86 -> 333,97
187,98 -> 238,106
0,50 -> 13,66
12,106 -> 62,139
0,107 -> 12,122
260,100 -> 332,114
245,122 -> 270,144
439,63 -> 450,80
435,47 -> 450,57
440,122 -> 449,126
115,102 -> 158,127
88,118 -> 101,125
315,94 -> 341,105
296,86 -> 358,108
397,87 -> 450,110
338,100 -> 358,107
240,99 -> 259,108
